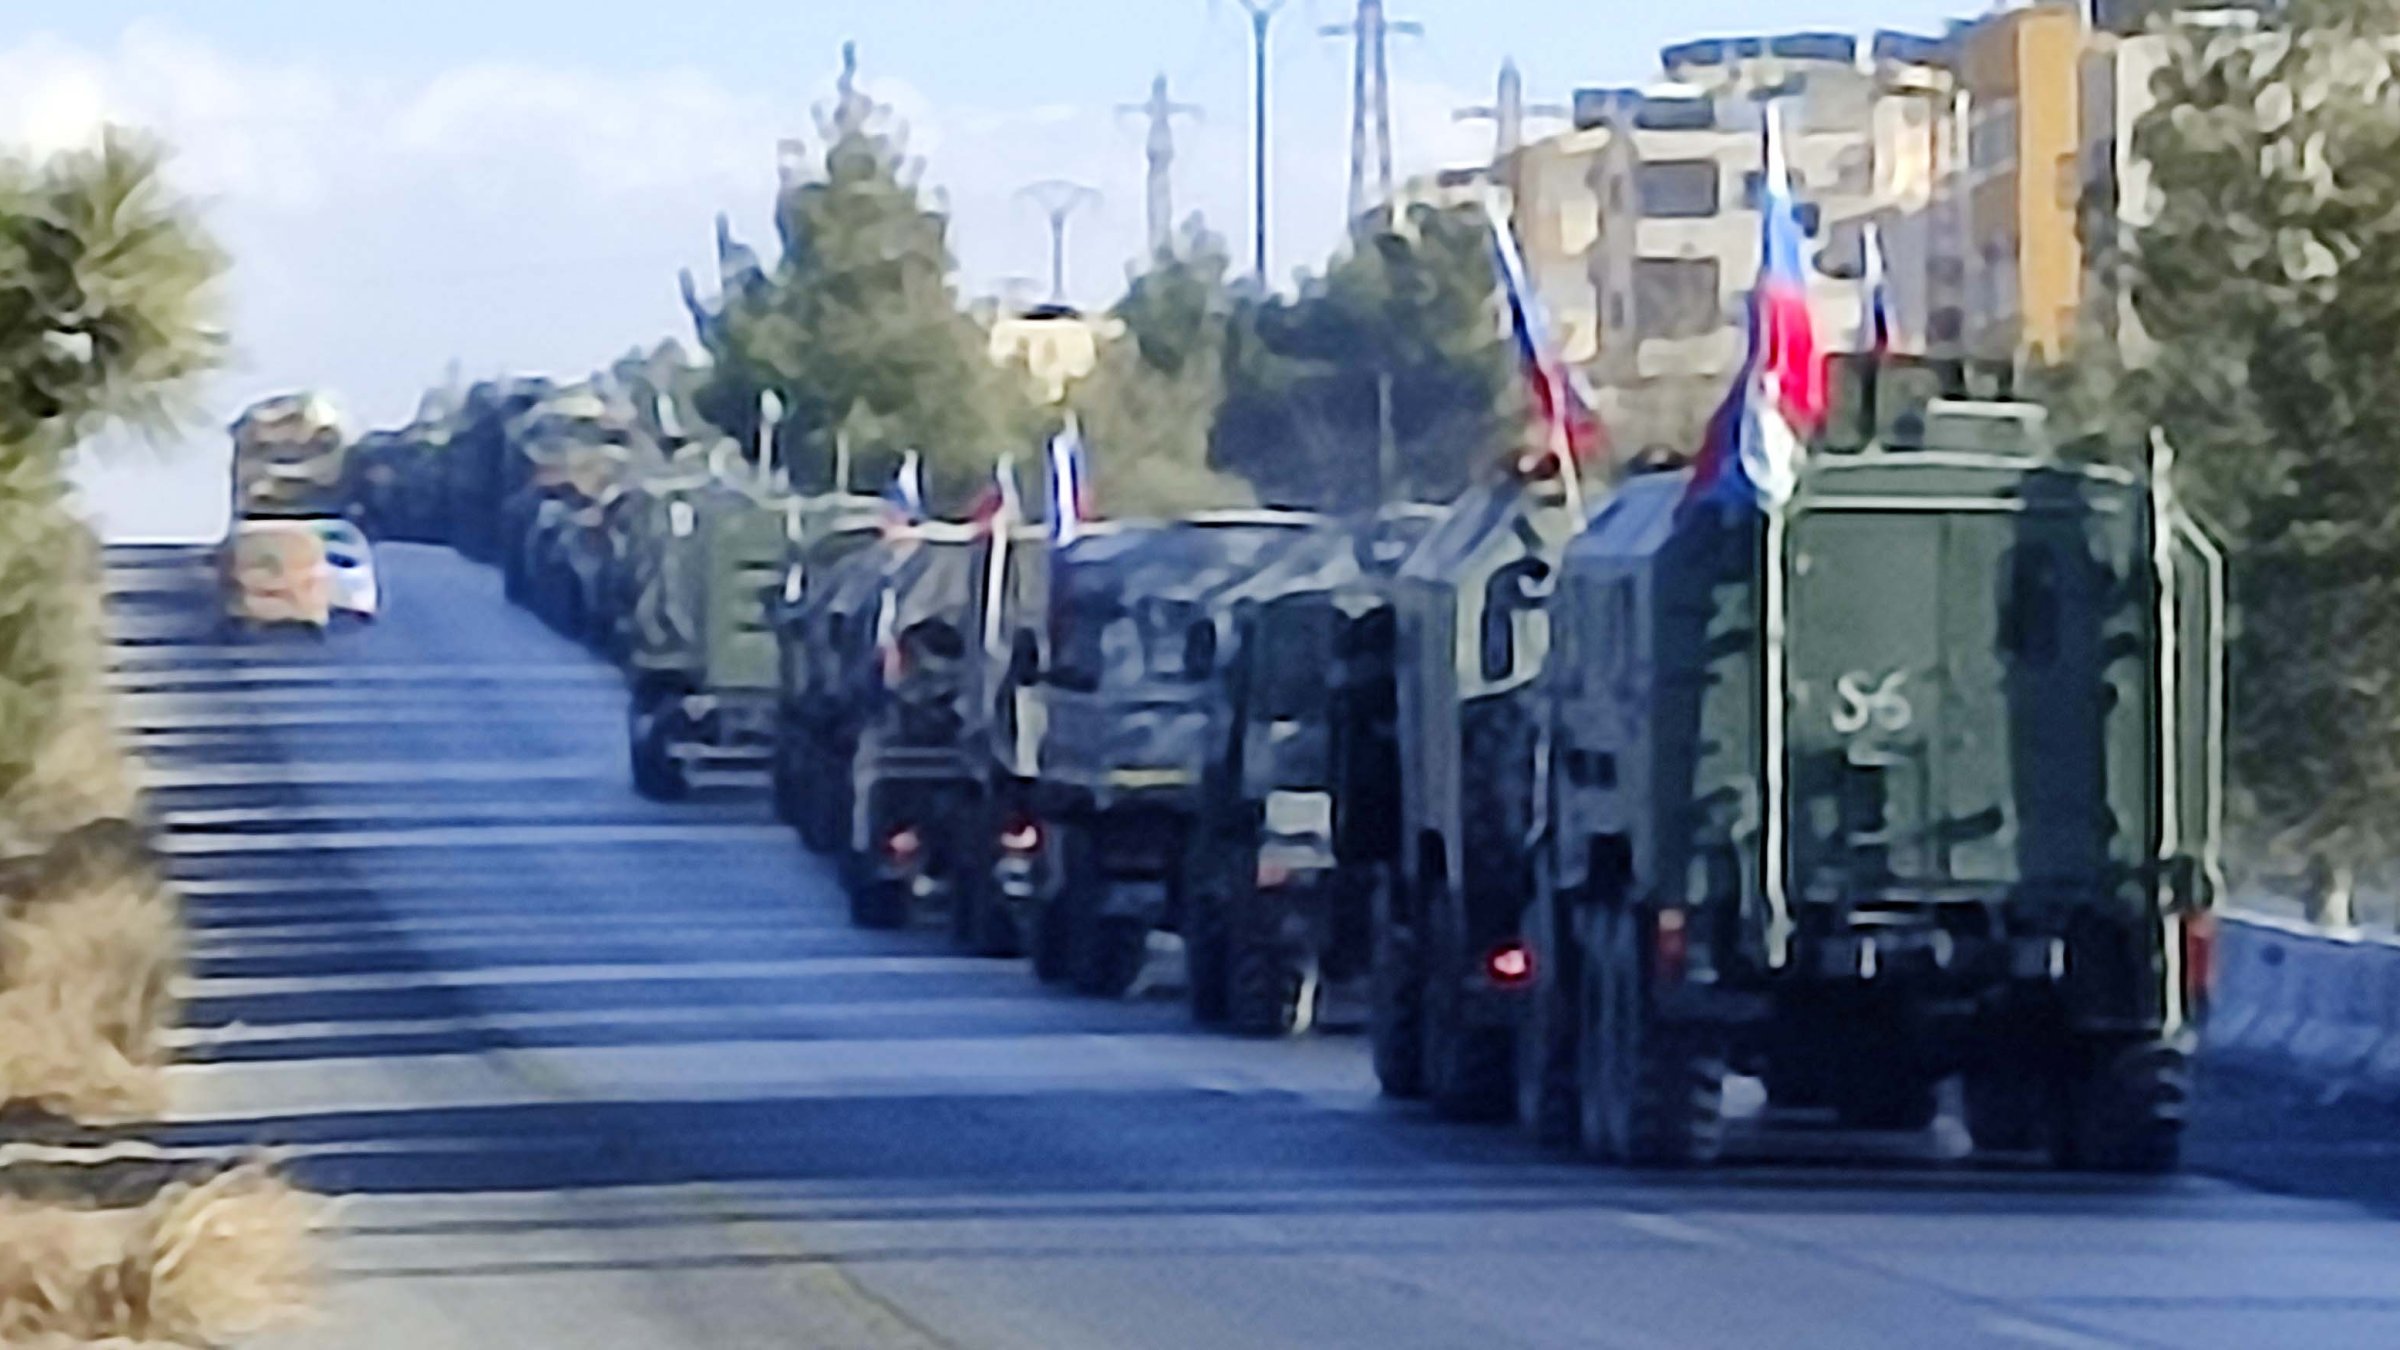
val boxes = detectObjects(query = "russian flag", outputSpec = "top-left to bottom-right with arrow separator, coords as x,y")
1046,417 -> 1089,546
1485,197 -> 1606,470
1686,102 -> 1826,513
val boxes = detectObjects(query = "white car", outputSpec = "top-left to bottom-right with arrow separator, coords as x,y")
309,517 -> 381,621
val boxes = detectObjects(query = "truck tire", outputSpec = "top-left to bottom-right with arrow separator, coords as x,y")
628,690 -> 690,802
770,725 -> 807,830
848,878 -> 909,931
947,807 -> 1022,958
1229,883 -> 1315,1038
1515,880 -> 1579,1149
1183,853 -> 1232,1026
1962,1060 -> 2051,1156
1761,1062 -> 1832,1112
1422,891 -> 1513,1122
2057,1038 -> 2188,1174
796,737 -> 843,854
1370,876 -> 1427,1099
1032,897 -> 1074,985
1580,905 -> 1724,1166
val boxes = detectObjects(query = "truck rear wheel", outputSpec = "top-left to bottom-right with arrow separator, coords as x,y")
1183,855 -> 1232,1026
1422,893 -> 1513,1122
1963,1060 -> 2051,1156
1229,896 -> 1315,1038
770,725 -> 806,829
949,810 -> 1021,958
1580,906 -> 1724,1166
628,690 -> 690,802
847,878 -> 909,931
1515,881 -> 1578,1149
1370,876 -> 1427,1099
2058,1039 -> 2188,1174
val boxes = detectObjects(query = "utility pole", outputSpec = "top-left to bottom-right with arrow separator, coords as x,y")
1118,75 -> 1202,259
1236,0 -> 1287,282
1324,0 -> 1421,226
1019,180 -> 1101,306
1455,58 -> 1570,193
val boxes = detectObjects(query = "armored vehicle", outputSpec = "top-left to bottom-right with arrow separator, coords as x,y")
622,460 -> 792,800
443,379 -> 554,565
1007,511 -> 1322,997
230,394 -> 348,523
1184,506 -> 1443,1035
1372,457 -> 1601,1119
1523,400 -> 2223,1171
829,523 -> 996,933
769,493 -> 897,848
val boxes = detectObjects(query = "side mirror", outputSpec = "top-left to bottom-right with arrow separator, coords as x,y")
1008,629 -> 1041,686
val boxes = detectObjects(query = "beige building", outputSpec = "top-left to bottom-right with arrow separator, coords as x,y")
987,308 -> 1115,406
1570,33 -> 1951,449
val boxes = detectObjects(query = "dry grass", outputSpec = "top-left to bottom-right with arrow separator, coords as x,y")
0,1163 -> 320,1348
0,821 -> 182,1126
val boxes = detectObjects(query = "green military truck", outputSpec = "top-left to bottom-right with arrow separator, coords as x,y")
1005,511 -> 1322,998
831,522 -> 997,933
230,393 -> 349,523
1372,459 -> 1601,1120
622,460 -> 793,800
1523,399 -> 2223,1170
1185,506 -> 1443,1035
769,493 -> 894,849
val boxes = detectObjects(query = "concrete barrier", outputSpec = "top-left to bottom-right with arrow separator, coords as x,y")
2213,911 -> 2400,1099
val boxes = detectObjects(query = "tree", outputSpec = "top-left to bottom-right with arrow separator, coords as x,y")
1214,203 -> 1508,511
1068,219 -> 1255,517
2119,0 -> 2400,900
715,51 -> 1037,510
0,130 -> 225,797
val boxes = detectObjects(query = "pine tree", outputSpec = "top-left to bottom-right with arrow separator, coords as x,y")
1214,203 -> 1507,510
718,48 -> 1036,510
1069,219 -> 1255,517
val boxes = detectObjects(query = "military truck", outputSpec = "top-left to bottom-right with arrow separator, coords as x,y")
231,394 -> 348,523
1371,456 -> 1601,1119
1005,511 -> 1322,997
1184,506 -> 1443,1035
622,455 -> 792,800
1522,399 -> 2223,1171
769,493 -> 896,848
443,379 -> 555,565
829,523 -> 999,934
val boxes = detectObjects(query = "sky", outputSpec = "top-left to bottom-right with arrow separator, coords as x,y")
9,0 -> 1990,540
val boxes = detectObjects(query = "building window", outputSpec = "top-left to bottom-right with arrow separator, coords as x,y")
1634,257 -> 1722,339
1607,292 -> 1628,330
1970,100 -> 2019,174
1637,161 -> 1720,218
1928,307 -> 1963,344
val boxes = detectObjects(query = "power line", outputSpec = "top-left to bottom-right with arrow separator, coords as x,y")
1117,75 -> 1203,259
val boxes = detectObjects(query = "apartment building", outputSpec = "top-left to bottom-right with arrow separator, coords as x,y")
1952,2 -> 2089,362
1573,33 -> 1950,448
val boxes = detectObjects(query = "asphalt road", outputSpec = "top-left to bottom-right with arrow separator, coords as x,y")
103,542 -> 2400,1350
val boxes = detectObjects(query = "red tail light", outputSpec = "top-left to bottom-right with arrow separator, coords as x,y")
1256,859 -> 1293,890
999,818 -> 1040,855
2183,910 -> 2217,1010
885,826 -> 922,861
1484,942 -> 1534,988
1654,909 -> 1689,987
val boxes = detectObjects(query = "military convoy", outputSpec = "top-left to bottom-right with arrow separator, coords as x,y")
338,359 -> 2222,1175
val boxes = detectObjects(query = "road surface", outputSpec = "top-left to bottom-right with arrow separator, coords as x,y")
103,542 -> 2400,1350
